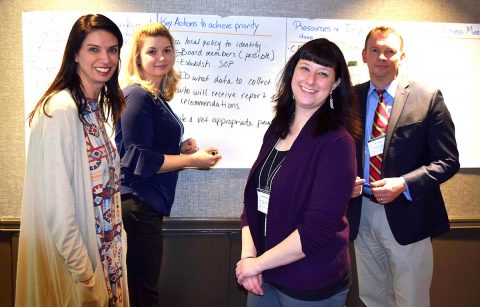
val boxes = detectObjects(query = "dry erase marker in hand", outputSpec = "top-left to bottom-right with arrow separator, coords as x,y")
363,182 -> 372,188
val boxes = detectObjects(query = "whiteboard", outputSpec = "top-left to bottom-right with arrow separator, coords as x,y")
23,12 -> 480,167
159,14 -> 286,168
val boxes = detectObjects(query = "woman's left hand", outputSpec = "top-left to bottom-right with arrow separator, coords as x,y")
236,257 -> 262,283
351,176 -> 365,198
180,138 -> 198,154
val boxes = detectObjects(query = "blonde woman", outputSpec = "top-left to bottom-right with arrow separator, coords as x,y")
115,22 -> 221,306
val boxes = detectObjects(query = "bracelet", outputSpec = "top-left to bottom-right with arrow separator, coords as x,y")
241,256 -> 255,260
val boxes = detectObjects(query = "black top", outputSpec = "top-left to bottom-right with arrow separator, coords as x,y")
115,84 -> 184,215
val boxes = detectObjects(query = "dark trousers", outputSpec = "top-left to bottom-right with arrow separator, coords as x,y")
122,195 -> 164,307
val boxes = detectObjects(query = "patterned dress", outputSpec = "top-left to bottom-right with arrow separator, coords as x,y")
83,99 -> 124,306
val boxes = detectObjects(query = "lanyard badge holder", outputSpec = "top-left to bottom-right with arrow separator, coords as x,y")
256,139 -> 286,236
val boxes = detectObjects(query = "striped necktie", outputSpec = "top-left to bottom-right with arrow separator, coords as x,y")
369,89 -> 389,182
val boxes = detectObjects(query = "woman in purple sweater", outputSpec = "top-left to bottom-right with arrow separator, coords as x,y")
236,38 -> 361,306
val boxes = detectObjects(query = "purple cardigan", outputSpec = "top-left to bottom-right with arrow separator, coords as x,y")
241,117 -> 356,291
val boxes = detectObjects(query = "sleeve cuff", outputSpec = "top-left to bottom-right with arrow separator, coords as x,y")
402,177 -> 413,201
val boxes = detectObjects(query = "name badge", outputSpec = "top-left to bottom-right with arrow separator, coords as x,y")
257,188 -> 270,214
368,135 -> 385,157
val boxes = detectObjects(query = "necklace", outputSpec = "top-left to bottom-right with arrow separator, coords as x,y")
156,95 -> 184,145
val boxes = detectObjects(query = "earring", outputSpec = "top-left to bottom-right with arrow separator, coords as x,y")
329,92 -> 334,109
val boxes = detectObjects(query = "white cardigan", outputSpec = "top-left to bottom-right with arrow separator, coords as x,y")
16,90 -> 129,306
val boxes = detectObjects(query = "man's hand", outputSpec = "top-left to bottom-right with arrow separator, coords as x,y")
371,177 -> 407,204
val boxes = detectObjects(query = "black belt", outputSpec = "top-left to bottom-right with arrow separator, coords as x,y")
362,191 -> 378,203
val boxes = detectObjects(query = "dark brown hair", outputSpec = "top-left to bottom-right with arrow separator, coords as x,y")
27,14 -> 125,127
271,38 -> 361,143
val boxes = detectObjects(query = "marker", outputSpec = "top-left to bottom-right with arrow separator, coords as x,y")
363,182 -> 372,188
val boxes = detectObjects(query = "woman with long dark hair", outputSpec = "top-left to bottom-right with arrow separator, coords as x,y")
16,14 -> 129,306
236,38 -> 361,306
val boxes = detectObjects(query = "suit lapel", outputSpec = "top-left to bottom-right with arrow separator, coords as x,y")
357,82 -> 370,174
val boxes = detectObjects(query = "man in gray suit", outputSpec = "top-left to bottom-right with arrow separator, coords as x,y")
348,26 -> 459,307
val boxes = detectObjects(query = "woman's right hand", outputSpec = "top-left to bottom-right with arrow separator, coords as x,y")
190,146 -> 222,169
79,274 -> 94,286
240,274 -> 264,296
77,270 -> 109,307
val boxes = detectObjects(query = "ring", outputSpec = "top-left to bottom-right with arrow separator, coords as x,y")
379,198 -> 383,201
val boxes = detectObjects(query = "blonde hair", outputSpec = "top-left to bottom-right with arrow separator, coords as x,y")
364,26 -> 404,51
124,22 -> 180,101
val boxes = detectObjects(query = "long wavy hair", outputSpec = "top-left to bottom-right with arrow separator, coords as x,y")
27,14 -> 125,128
270,38 -> 361,143
123,22 -> 180,101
